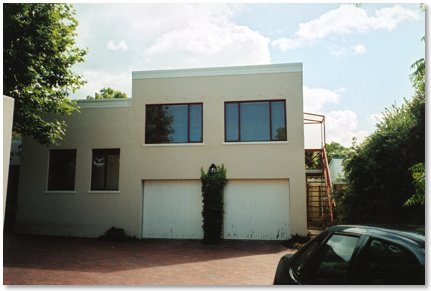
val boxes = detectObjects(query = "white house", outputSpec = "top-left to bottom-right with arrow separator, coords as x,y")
15,63 -> 307,240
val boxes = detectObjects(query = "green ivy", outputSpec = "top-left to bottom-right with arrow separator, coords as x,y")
201,164 -> 227,244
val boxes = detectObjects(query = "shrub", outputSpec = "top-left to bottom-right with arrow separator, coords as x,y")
99,226 -> 135,241
282,233 -> 311,249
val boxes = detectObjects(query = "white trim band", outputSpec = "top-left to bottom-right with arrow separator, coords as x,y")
133,63 -> 302,80
78,99 -> 132,108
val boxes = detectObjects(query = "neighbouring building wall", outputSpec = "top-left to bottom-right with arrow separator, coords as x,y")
15,100 -> 141,237
3,96 -> 14,220
15,63 -> 307,238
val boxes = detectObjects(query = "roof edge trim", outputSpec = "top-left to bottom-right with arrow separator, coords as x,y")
132,63 -> 302,80
77,98 -> 132,109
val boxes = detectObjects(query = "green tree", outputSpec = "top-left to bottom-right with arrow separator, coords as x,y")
337,57 -> 425,224
3,3 -> 86,145
86,87 -> 128,100
325,141 -> 350,164
404,163 -> 425,206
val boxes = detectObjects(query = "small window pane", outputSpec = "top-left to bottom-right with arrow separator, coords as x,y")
225,103 -> 239,141
106,153 -> 120,190
311,234 -> 359,284
271,101 -> 286,141
145,105 -> 174,144
240,102 -> 270,141
189,104 -> 202,142
91,149 -> 120,191
48,149 -> 76,191
360,239 -> 423,284
166,105 -> 188,143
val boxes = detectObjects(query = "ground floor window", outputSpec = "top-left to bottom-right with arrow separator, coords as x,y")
91,149 -> 120,191
47,149 -> 77,191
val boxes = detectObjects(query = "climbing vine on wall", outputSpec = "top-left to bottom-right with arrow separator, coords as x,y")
201,164 -> 227,244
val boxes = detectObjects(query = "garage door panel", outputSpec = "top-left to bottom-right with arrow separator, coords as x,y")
143,179 -> 290,240
224,180 -> 290,240
143,180 -> 203,239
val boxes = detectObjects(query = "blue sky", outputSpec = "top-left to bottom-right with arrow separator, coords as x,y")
72,3 -> 425,146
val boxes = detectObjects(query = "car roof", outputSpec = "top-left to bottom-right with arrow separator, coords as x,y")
326,224 -> 425,247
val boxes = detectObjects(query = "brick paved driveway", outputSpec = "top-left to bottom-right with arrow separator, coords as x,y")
3,233 -> 295,285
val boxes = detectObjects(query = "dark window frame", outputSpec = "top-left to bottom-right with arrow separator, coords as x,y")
145,102 -> 203,144
224,99 -> 287,142
47,149 -> 77,191
91,148 -> 120,191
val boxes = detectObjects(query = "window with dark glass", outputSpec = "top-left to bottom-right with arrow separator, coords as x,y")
145,103 -> 203,144
308,234 -> 359,284
225,100 -> 286,142
47,149 -> 76,191
91,149 -> 120,191
359,239 -> 423,284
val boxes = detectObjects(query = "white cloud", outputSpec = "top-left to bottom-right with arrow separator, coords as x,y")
272,4 -> 418,52
328,43 -> 366,56
303,85 -> 369,146
326,110 -> 368,146
107,40 -> 128,52
142,5 -> 271,69
74,3 -> 271,98
72,70 -> 130,99
303,86 -> 341,112
353,44 -> 366,55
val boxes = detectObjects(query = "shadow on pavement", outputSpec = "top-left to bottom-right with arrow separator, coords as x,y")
3,232 -> 292,274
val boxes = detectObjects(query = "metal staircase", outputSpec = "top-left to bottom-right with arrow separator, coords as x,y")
304,113 -> 335,230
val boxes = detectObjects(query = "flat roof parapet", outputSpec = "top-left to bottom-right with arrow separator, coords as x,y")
132,63 -> 302,80
77,98 -> 132,109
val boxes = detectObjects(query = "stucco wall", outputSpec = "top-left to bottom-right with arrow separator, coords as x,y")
15,63 -> 307,238
3,96 -> 14,220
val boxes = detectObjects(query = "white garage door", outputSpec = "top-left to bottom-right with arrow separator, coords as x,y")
142,180 -> 203,239
224,179 -> 290,240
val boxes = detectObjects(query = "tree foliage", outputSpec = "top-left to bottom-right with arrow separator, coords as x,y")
86,87 -> 128,100
337,57 -> 425,224
3,3 -> 86,145
325,141 -> 350,164
404,163 -> 425,207
201,164 -> 227,244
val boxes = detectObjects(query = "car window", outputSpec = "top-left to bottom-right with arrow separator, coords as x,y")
309,234 -> 360,284
291,240 -> 321,278
359,239 -> 423,284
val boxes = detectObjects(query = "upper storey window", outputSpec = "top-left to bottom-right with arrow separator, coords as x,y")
225,100 -> 287,142
145,103 -> 203,144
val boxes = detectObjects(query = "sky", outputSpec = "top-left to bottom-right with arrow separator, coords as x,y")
72,2 -> 425,146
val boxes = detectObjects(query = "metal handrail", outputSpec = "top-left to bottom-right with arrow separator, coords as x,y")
322,147 -> 335,222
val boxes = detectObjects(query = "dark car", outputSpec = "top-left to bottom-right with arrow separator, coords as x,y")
274,225 -> 425,285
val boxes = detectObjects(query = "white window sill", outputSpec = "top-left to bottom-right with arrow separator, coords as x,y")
45,191 -> 76,194
223,141 -> 289,145
88,190 -> 120,194
143,143 -> 205,147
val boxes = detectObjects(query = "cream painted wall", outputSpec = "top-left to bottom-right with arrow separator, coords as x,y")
15,63 -> 307,238
3,96 -> 14,221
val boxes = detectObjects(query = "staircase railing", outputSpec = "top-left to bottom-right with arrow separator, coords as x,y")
321,147 -> 335,222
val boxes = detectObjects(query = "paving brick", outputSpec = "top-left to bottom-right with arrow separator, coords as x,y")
3,233 -> 296,285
